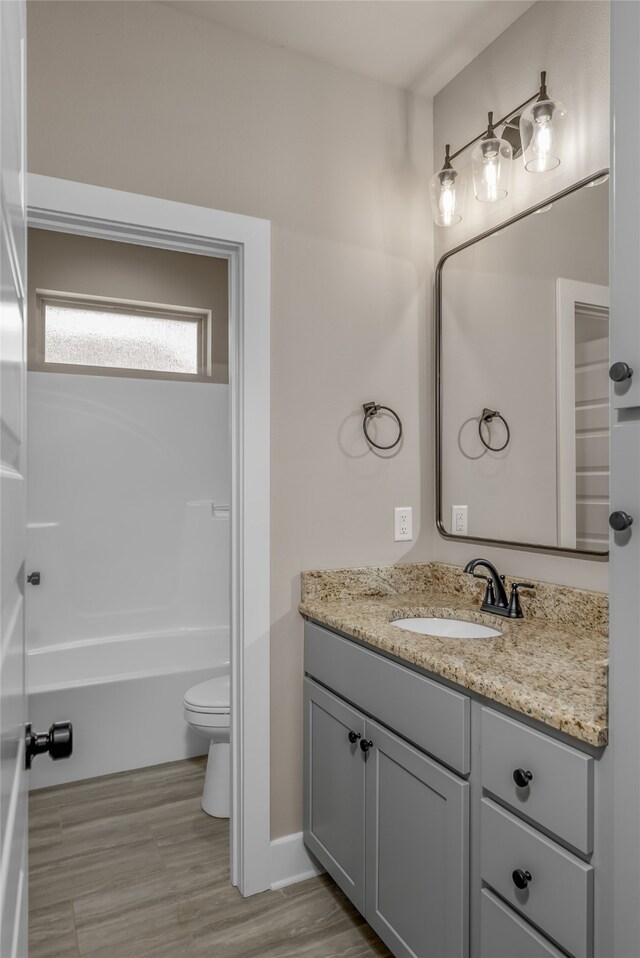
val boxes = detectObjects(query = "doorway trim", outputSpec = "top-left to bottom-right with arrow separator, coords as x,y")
26,174 -> 271,896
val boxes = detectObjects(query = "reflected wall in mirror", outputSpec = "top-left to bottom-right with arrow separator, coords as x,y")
437,172 -> 609,555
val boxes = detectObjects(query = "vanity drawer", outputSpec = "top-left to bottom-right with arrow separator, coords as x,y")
480,889 -> 566,958
481,798 -> 593,958
481,707 -> 593,853
304,621 -> 470,774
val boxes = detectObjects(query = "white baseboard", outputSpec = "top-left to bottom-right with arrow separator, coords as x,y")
270,832 -> 324,890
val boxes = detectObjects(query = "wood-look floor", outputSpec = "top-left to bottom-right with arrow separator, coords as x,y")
29,756 -> 392,958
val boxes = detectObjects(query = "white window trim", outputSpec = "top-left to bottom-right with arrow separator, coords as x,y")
32,289 -> 214,382
27,174 -> 272,896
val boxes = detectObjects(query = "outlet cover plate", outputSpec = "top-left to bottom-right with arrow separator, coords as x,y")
451,505 -> 468,535
394,506 -> 413,541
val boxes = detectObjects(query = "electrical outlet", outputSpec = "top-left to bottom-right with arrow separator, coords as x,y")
394,506 -> 413,541
451,505 -> 468,535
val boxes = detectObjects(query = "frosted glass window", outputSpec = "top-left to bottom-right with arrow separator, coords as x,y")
43,304 -> 201,374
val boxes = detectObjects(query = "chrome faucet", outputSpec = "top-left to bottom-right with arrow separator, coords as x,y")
463,558 -> 534,619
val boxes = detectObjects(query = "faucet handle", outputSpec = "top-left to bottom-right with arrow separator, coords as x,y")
472,573 -> 496,607
507,582 -> 535,618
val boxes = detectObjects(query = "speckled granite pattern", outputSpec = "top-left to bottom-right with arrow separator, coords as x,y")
299,563 -> 608,747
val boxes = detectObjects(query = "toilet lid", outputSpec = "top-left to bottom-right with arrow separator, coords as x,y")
184,675 -> 230,713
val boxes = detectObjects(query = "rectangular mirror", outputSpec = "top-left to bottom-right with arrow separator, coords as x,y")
436,172 -> 609,556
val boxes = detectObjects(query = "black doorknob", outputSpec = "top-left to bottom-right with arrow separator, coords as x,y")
512,869 -> 532,890
609,511 -> 634,532
27,571 -> 41,585
513,768 -> 533,788
609,361 -> 633,383
25,721 -> 73,770
348,731 -> 361,744
360,739 -> 373,753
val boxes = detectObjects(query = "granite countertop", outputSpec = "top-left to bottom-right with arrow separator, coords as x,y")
299,563 -> 608,748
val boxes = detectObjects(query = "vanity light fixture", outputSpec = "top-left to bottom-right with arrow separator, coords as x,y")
432,71 -> 566,226
471,112 -> 512,202
519,72 -> 566,173
430,145 -> 463,227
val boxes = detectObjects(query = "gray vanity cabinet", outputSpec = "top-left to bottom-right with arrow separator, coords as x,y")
303,678 -> 366,912
480,889 -> 566,958
303,620 -> 598,958
364,718 -> 469,958
303,627 -> 470,958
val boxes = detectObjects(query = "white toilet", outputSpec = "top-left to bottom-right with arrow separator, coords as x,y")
183,674 -> 230,818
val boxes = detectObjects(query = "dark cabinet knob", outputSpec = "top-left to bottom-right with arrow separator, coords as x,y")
25,721 -> 73,770
609,511 -> 634,532
360,739 -> 373,753
609,361 -> 633,383
512,869 -> 532,890
348,731 -> 361,744
27,571 -> 41,586
513,768 -> 533,788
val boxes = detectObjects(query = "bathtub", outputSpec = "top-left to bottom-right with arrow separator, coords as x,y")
27,626 -> 229,790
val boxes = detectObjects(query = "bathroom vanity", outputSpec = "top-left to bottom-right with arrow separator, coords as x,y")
300,563 -> 607,958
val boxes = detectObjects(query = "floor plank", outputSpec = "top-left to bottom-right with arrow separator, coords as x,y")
29,757 -> 391,958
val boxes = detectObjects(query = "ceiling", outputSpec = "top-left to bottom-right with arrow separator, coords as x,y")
166,0 -> 535,98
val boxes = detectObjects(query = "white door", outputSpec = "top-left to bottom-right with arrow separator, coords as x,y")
609,3 -> 640,955
0,1 -> 28,955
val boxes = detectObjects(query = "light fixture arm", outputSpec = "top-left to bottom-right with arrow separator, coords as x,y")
537,70 -> 548,102
484,111 -> 496,140
444,73 -> 548,163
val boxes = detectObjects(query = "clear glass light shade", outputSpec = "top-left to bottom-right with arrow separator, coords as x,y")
430,167 -> 464,227
519,99 -> 567,173
471,136 -> 512,202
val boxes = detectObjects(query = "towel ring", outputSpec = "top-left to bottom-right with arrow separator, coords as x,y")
362,401 -> 403,450
478,408 -> 510,452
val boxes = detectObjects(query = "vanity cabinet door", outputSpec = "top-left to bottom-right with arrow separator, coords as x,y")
364,719 -> 469,958
303,678 -> 366,912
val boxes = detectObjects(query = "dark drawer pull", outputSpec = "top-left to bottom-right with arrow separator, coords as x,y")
513,768 -> 533,788
348,731 -> 361,744
360,739 -> 373,753
609,511 -> 633,532
609,361 -> 633,383
512,868 -> 532,890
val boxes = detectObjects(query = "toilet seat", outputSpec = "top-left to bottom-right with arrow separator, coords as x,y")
183,675 -> 229,714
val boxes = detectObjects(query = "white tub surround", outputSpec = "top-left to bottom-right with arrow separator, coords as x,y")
26,373 -> 230,652
27,627 -> 229,790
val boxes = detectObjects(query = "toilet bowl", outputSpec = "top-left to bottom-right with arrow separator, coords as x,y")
183,675 -> 230,818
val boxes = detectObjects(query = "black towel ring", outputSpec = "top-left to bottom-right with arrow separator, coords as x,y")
362,401 -> 403,451
478,408 -> 510,452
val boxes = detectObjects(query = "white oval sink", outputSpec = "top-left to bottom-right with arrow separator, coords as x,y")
391,617 -> 501,639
